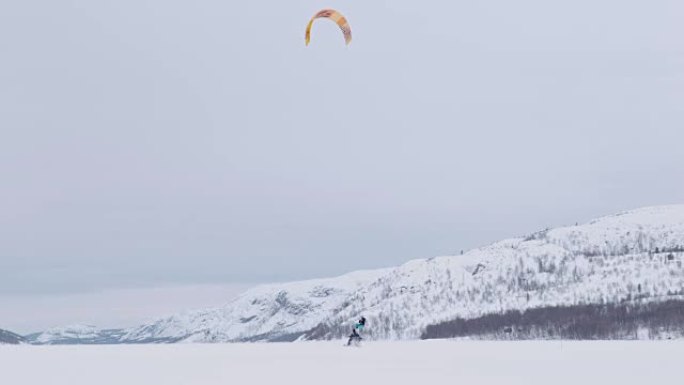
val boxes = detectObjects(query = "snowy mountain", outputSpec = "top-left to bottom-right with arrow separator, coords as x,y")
0,328 -> 25,344
117,204 -> 684,343
26,324 -> 125,345
31,205 -> 684,344
310,205 -> 684,340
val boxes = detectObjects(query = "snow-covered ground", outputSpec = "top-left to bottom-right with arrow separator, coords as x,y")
2,341 -> 682,385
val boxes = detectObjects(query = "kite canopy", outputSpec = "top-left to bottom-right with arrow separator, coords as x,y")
305,9 -> 352,46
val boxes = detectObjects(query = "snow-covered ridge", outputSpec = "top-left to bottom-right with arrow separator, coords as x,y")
34,205 -> 684,343
27,324 -> 124,345
310,205 -> 684,339
0,328 -> 26,344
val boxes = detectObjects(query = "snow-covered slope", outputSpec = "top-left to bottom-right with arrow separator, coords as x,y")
315,205 -> 684,339
0,328 -> 25,344
122,268 -> 392,343
26,325 -> 124,345
118,205 -> 684,343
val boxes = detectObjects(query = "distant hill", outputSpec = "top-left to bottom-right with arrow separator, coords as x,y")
25,324 -> 125,345
0,328 -> 26,344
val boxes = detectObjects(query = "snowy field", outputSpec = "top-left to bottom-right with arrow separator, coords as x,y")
2,340 -> 682,385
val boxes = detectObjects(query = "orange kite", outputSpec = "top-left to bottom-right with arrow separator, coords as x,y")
305,9 -> 352,46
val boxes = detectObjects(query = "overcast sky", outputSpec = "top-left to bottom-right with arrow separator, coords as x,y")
1,1 -> 683,333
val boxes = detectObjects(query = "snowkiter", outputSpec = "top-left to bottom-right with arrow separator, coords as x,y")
347,316 -> 366,346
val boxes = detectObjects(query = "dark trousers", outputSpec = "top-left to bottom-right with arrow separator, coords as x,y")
347,329 -> 361,345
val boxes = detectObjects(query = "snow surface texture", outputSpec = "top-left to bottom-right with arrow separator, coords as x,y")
2,341 -> 683,385
33,205 -> 684,343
